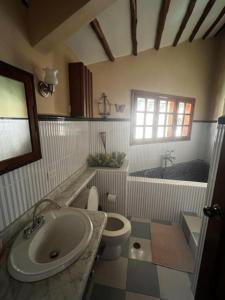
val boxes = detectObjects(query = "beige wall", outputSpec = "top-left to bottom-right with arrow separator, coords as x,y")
28,0 -> 116,53
0,0 -> 78,116
209,33 -> 225,120
89,39 -> 217,120
1,0 -> 220,119
28,0 -> 90,46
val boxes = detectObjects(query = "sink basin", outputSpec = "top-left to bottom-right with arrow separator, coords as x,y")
8,207 -> 93,282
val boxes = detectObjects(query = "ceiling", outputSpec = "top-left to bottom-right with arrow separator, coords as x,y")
66,0 -> 225,65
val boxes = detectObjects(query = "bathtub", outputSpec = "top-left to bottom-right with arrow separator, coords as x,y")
130,159 -> 209,183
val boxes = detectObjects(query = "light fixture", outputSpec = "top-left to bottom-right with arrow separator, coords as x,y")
38,68 -> 58,98
97,93 -> 112,118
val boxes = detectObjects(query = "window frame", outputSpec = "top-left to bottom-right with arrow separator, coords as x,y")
130,90 -> 195,145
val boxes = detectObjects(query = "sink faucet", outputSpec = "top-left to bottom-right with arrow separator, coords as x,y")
163,150 -> 176,168
23,199 -> 61,239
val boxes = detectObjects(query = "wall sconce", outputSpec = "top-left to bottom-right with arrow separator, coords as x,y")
97,93 -> 112,118
38,68 -> 58,98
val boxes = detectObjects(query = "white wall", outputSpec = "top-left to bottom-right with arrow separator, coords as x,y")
0,120 -> 89,231
90,121 -> 217,172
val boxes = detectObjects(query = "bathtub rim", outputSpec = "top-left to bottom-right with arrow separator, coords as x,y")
128,175 -> 208,187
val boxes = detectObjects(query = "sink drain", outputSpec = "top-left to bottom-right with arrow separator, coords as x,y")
49,250 -> 60,259
133,242 -> 141,249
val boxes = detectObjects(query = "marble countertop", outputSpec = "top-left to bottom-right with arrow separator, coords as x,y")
48,168 -> 97,207
0,209 -> 107,300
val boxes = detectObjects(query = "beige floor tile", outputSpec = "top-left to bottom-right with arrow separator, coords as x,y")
157,266 -> 194,300
129,237 -> 152,262
94,257 -> 128,289
126,291 -> 160,300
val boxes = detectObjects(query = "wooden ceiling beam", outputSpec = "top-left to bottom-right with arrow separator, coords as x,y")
203,6 -> 225,39
90,19 -> 115,62
189,0 -> 216,42
214,22 -> 225,37
173,0 -> 197,47
155,0 -> 171,50
130,0 -> 138,56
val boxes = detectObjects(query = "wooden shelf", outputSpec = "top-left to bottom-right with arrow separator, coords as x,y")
69,62 -> 93,117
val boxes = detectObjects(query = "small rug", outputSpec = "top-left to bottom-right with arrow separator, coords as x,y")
151,222 -> 194,273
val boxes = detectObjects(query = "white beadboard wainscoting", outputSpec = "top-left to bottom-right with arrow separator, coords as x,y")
88,160 -> 207,223
89,121 -> 217,173
0,118 -> 217,234
0,121 -> 89,231
127,177 -> 207,223
89,120 -> 130,155
89,161 -> 129,215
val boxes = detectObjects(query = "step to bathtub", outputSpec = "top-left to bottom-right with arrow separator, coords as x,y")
181,211 -> 202,259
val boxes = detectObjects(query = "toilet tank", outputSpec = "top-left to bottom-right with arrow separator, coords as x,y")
87,186 -> 99,211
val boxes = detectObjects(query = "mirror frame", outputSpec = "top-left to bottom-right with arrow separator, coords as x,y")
0,61 -> 42,175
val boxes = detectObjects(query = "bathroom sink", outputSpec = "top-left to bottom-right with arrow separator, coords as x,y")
8,207 -> 93,282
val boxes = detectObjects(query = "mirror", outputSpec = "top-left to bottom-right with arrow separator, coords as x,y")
0,75 -> 32,160
0,61 -> 41,175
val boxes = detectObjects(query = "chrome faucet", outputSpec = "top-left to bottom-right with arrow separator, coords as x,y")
23,199 -> 61,239
163,150 -> 176,168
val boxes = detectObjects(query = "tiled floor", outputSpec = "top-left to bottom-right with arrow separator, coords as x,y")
89,217 -> 194,300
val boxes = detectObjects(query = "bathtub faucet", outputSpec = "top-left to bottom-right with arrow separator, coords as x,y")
163,150 -> 176,168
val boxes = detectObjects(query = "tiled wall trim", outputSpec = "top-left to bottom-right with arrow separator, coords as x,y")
0,121 -> 89,231
37,114 -> 217,123
38,115 -> 130,122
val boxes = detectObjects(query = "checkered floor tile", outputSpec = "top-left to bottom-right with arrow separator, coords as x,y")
87,217 -> 194,300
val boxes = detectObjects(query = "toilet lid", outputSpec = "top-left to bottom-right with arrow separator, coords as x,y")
87,186 -> 99,211
103,213 -> 131,238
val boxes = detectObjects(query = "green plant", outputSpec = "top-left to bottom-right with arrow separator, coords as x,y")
87,152 -> 126,168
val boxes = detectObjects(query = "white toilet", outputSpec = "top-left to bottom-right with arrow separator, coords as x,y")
87,186 -> 131,260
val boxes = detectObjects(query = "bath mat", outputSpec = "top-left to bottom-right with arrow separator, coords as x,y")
151,223 -> 194,273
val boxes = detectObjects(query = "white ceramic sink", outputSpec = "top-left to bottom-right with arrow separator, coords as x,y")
8,207 -> 93,282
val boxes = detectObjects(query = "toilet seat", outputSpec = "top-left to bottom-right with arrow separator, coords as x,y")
87,186 -> 131,260
103,213 -> 131,238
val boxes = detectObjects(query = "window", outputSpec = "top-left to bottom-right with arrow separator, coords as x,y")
130,90 -> 195,144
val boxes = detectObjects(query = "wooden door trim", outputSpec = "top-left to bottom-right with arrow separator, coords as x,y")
196,116 -> 225,299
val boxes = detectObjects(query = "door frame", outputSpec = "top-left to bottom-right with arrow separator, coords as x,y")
195,116 -> 225,299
